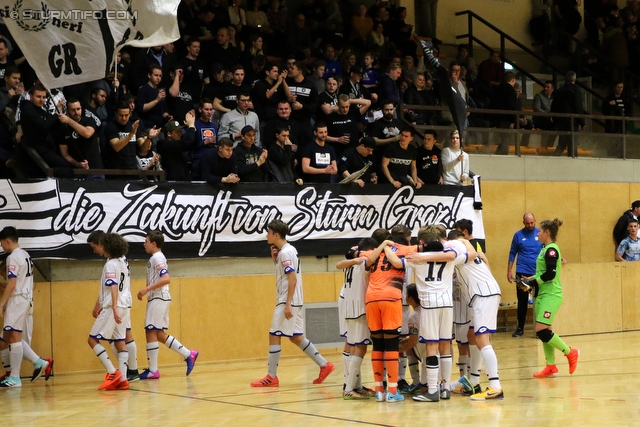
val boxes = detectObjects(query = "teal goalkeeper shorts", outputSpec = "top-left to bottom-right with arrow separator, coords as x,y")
534,294 -> 563,326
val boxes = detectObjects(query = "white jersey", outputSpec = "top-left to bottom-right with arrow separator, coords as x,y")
147,251 -> 171,301
342,258 -> 368,319
99,257 -> 132,309
405,239 -> 468,309
5,247 -> 33,300
275,243 -> 303,306
455,253 -> 502,303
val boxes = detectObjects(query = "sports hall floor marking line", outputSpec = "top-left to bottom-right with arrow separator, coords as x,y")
132,388 -> 396,427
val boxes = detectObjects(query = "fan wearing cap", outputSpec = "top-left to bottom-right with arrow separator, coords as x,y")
338,136 -> 377,187
156,111 -> 198,181
233,125 -> 269,182
339,66 -> 378,105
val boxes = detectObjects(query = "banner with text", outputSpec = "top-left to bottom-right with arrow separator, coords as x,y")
0,180 -> 484,260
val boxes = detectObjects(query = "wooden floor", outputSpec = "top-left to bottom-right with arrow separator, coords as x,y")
5,329 -> 640,427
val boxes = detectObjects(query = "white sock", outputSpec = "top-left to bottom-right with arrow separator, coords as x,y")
342,350 -> 350,385
469,346 -> 482,386
426,357 -> 439,394
345,355 -> 363,392
9,342 -> 23,377
481,345 -> 501,390
126,340 -> 138,370
398,355 -> 407,381
146,342 -> 160,372
298,338 -> 327,366
407,355 -> 420,385
268,345 -> 281,377
420,358 -> 427,387
118,350 -> 128,380
165,335 -> 190,359
440,354 -> 452,389
93,344 -> 116,373
1,348 -> 9,371
457,354 -> 469,377
21,340 -> 39,363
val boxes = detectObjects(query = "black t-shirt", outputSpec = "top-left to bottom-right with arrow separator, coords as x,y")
136,83 -> 168,129
317,90 -> 338,124
251,78 -> 285,122
58,110 -> 103,169
338,146 -> 374,182
167,84 -> 196,123
234,143 -> 268,182
104,119 -> 145,169
301,141 -> 336,183
367,118 -> 402,141
416,144 -> 441,185
286,77 -> 318,122
382,142 -> 417,184
216,82 -> 250,111
181,57 -> 207,99
326,106 -> 361,156
200,149 -> 237,183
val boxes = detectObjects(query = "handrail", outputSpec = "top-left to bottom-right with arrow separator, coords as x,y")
454,10 -> 605,112
22,144 -> 53,178
73,169 -> 166,181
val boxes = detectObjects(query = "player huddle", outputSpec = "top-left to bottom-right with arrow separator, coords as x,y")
337,221 -> 504,402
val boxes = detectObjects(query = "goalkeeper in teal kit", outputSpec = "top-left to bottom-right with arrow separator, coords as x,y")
517,218 -> 580,378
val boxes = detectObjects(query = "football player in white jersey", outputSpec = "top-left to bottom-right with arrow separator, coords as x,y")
87,233 -> 132,391
0,227 -> 52,388
88,231 -> 139,382
398,283 -> 425,392
395,225 -> 474,402
251,220 -> 335,387
336,237 -> 378,399
449,231 -> 504,401
137,231 -> 198,379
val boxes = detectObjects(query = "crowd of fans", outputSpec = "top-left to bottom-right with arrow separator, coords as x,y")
0,0 -> 468,185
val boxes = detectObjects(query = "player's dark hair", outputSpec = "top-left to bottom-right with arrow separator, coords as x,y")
454,219 -> 473,235
406,283 -> 418,303
0,226 -> 18,242
401,126 -> 414,136
629,219 -> 639,225
539,218 -> 563,241
87,230 -> 106,245
267,219 -> 289,239
116,101 -> 130,111
391,225 -> 411,244
447,229 -> 464,240
314,121 -> 327,131
358,237 -> 378,251
146,230 -> 165,249
102,233 -> 129,259
371,228 -> 391,244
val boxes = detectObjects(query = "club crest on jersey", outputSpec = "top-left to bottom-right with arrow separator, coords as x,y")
544,311 -> 551,319
7,264 -> 16,273
549,249 -> 557,257
105,272 -> 116,279
156,263 -> 167,271
281,259 -> 292,267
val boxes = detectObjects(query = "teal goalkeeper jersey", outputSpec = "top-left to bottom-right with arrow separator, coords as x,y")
534,242 -> 563,298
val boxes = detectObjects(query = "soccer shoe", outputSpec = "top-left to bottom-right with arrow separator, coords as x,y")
470,387 -> 504,401
412,391 -> 440,402
397,379 -> 409,392
44,358 -> 54,381
0,373 -> 9,382
139,369 -> 160,380
127,369 -> 140,382
375,391 -> 386,402
185,350 -> 199,376
386,391 -> 405,402
566,348 -> 580,374
250,375 -> 279,387
451,375 -> 474,395
343,390 -> 371,400
98,371 -> 123,390
512,328 -> 524,337
440,389 -> 451,400
0,376 -> 21,388
105,379 -> 130,391
355,386 -> 375,397
313,361 -> 335,384
533,364 -> 559,378
401,383 -> 421,395
31,358 -> 50,382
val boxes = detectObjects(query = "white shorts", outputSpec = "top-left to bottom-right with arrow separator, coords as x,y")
346,316 -> 371,346
90,306 -> 130,341
401,305 -> 410,336
471,295 -> 500,335
455,322 -> 471,345
419,306 -> 453,343
339,297 -> 347,338
23,306 -> 33,345
145,299 -> 170,330
269,304 -> 304,337
3,296 -> 31,333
